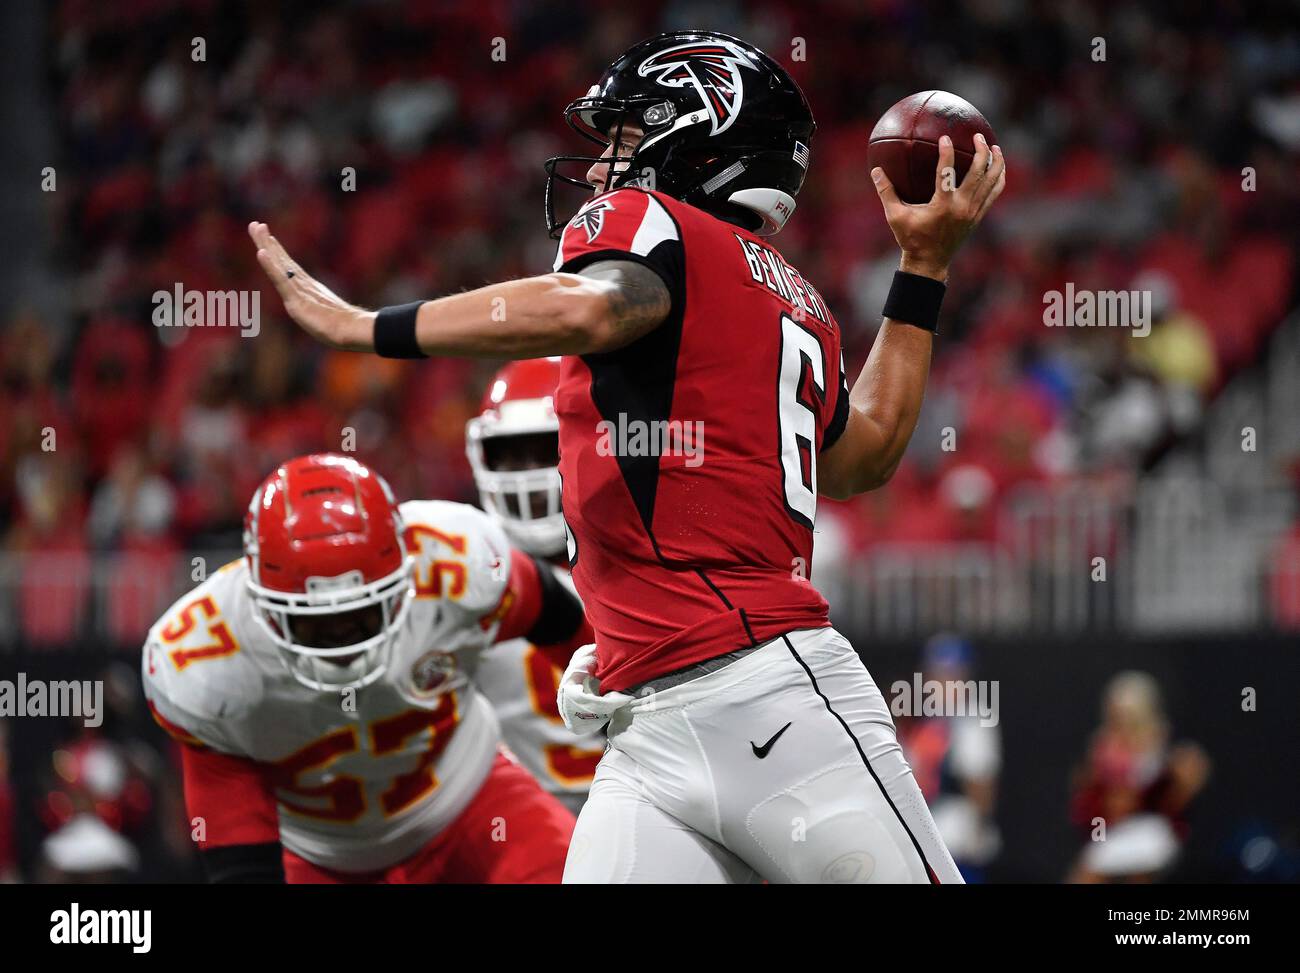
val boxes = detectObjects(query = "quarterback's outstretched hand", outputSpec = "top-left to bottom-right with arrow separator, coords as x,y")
871,132 -> 1005,282
249,222 -> 375,350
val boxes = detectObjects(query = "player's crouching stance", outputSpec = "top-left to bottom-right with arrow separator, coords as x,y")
141,453 -> 584,883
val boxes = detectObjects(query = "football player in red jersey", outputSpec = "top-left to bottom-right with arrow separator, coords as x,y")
251,31 -> 1005,882
143,454 -> 586,882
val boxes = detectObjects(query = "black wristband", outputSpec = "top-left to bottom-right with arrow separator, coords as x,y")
374,301 -> 428,359
882,270 -> 945,333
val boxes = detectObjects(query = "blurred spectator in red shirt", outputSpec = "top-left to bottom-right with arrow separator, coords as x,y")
1068,671 -> 1210,883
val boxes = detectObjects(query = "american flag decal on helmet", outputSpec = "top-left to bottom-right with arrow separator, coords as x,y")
637,40 -> 760,136
570,199 -> 614,243
793,141 -> 810,170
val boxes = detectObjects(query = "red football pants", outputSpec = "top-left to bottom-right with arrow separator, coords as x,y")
283,753 -> 575,883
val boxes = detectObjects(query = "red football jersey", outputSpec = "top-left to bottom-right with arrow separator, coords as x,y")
552,187 -> 849,692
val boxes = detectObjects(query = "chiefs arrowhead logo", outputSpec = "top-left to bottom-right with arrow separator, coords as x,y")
570,199 -> 614,243
409,649 -> 460,698
637,40 -> 760,136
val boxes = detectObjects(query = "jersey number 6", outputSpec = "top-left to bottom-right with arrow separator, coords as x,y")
777,313 -> 827,529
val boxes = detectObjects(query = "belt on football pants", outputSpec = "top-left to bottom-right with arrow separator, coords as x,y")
620,642 -> 765,699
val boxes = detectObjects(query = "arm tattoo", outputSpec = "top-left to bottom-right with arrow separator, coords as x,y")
578,259 -> 672,341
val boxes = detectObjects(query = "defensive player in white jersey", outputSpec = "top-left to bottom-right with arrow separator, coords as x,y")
466,358 -> 602,815
142,453 -> 589,883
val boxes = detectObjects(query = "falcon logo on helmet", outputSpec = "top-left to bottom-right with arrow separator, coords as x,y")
543,31 -> 815,239
637,40 -> 759,136
570,199 -> 615,243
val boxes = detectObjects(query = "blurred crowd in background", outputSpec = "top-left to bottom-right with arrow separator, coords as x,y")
0,0 -> 1297,882
5,0 -> 1298,571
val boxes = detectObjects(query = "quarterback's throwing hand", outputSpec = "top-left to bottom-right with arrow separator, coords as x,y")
248,221 -> 374,351
872,133 -> 1006,282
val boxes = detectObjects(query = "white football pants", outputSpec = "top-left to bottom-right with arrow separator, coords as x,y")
563,627 -> 962,884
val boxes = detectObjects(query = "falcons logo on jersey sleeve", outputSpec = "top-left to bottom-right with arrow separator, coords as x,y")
570,199 -> 614,243
637,40 -> 760,135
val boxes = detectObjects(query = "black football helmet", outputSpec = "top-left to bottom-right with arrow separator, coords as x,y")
544,30 -> 816,239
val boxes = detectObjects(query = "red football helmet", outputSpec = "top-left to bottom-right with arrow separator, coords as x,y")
243,454 -> 412,691
465,358 -> 565,557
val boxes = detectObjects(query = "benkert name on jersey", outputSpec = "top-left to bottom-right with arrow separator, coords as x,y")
733,233 -> 831,328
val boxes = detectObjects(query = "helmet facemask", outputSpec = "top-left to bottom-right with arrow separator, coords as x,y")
248,558 -> 414,693
466,423 -> 565,558
544,94 -> 686,239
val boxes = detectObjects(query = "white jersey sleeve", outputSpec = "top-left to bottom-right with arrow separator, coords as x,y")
141,560 -> 267,756
400,499 -> 519,643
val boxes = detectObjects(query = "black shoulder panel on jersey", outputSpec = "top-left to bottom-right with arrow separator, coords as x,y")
821,358 -> 850,453
578,234 -> 687,535
201,842 -> 285,884
524,554 -> 586,646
